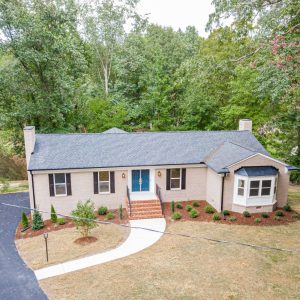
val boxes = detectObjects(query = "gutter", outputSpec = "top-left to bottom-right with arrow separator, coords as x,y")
29,170 -> 36,209
287,165 -> 300,171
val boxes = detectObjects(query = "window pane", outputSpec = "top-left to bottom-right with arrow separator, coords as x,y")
171,178 -> 180,189
250,181 -> 260,188
262,180 -> 271,188
55,184 -> 66,195
261,188 -> 271,196
238,188 -> 244,196
249,188 -> 259,196
171,168 -> 180,178
99,171 -> 109,182
55,173 -> 65,184
100,182 -> 110,193
238,179 -> 245,188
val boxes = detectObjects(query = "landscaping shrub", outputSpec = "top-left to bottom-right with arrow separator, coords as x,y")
283,204 -> 292,212
105,212 -> 114,220
21,211 -> 29,229
171,201 -> 175,213
189,208 -> 199,218
192,201 -> 200,207
275,210 -> 284,217
204,205 -> 215,214
176,203 -> 183,209
261,212 -> 269,218
274,216 -> 281,221
172,212 -> 182,220
98,206 -> 108,215
186,205 -> 193,212
254,218 -> 261,223
57,218 -> 66,225
119,204 -> 123,220
72,200 -> 97,237
292,213 -> 300,219
212,214 -> 221,221
243,211 -> 251,217
50,204 -> 57,223
228,216 -> 237,222
222,210 -> 230,216
32,210 -> 44,230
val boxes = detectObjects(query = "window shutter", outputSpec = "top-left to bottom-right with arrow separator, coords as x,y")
110,171 -> 115,193
181,168 -> 186,190
93,172 -> 99,194
166,169 -> 170,190
49,174 -> 54,197
66,173 -> 72,195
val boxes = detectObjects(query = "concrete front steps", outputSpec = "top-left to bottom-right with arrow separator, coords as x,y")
127,199 -> 164,220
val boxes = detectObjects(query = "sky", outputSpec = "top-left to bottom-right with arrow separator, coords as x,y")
136,0 -> 214,37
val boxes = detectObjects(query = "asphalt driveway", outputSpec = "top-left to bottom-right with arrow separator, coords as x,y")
0,192 -> 47,299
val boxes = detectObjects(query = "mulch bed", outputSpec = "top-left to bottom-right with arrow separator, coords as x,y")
74,236 -> 98,245
163,200 -> 299,226
15,208 -> 129,239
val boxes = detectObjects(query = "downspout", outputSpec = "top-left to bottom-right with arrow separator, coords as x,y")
220,173 -> 227,218
30,170 -> 36,209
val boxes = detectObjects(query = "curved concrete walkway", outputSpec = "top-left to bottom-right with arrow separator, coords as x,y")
35,218 -> 166,280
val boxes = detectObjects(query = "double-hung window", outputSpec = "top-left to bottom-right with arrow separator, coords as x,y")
170,168 -> 181,190
261,180 -> 272,196
54,173 -> 67,196
249,180 -> 260,196
249,179 -> 272,197
237,179 -> 245,196
99,171 -> 110,193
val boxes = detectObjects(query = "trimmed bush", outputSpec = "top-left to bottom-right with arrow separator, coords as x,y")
98,206 -> 108,215
204,205 -> 215,214
243,211 -> 251,217
192,201 -> 200,207
283,204 -> 292,212
254,218 -> 261,223
171,201 -> 175,213
172,212 -> 182,220
228,216 -> 237,222
292,213 -> 300,219
176,203 -> 183,209
21,211 -> 29,229
119,204 -> 123,220
261,212 -> 269,218
274,216 -> 281,221
105,212 -> 114,220
222,210 -> 230,216
57,218 -> 66,225
189,208 -> 199,218
213,214 -> 221,221
275,210 -> 284,217
50,204 -> 57,223
32,210 -> 44,230
186,205 -> 193,212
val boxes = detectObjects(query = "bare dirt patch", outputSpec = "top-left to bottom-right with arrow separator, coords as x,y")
74,236 -> 97,245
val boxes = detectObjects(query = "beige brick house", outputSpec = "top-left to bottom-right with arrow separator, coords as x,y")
24,120 -> 297,219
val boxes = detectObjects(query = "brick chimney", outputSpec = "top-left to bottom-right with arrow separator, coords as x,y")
239,119 -> 252,131
24,126 -> 35,167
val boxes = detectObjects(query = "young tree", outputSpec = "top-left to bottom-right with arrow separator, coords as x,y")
32,210 -> 44,230
21,211 -> 29,229
50,204 -> 57,223
72,200 -> 97,237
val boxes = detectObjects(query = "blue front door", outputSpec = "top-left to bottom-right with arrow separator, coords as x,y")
131,169 -> 150,192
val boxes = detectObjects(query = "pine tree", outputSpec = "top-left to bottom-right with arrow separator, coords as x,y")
32,210 -> 44,230
21,211 -> 29,229
51,204 -> 57,223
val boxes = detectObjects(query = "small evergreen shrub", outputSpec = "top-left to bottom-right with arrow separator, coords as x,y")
254,218 -> 261,223
204,205 -> 215,214
283,204 -> 292,212
21,211 -> 29,229
172,212 -> 182,220
57,218 -> 66,225
292,213 -> 300,219
189,208 -> 199,218
98,206 -> 108,215
274,216 -> 281,221
50,204 -> 57,223
32,210 -> 44,230
228,216 -> 237,222
222,210 -> 230,216
213,214 -> 221,221
105,212 -> 114,220
186,205 -> 193,212
171,201 -> 175,213
176,203 -> 183,209
243,211 -> 251,218
119,204 -> 123,220
275,210 -> 284,217
192,201 -> 200,207
261,212 -> 269,218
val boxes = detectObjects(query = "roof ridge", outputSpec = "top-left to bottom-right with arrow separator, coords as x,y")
226,141 -> 257,153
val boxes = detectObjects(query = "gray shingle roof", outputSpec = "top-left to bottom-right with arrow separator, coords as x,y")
235,166 -> 278,176
28,130 -> 270,171
102,127 -> 127,134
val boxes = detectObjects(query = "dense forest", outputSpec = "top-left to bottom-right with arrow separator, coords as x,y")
0,0 -> 299,180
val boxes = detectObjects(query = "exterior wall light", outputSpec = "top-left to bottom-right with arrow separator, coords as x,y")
158,171 -> 161,177
122,173 -> 126,179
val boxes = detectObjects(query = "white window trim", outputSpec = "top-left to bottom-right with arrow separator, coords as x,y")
248,179 -> 272,198
170,168 -> 182,191
99,171 -> 110,194
237,179 -> 245,196
54,173 -> 67,197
